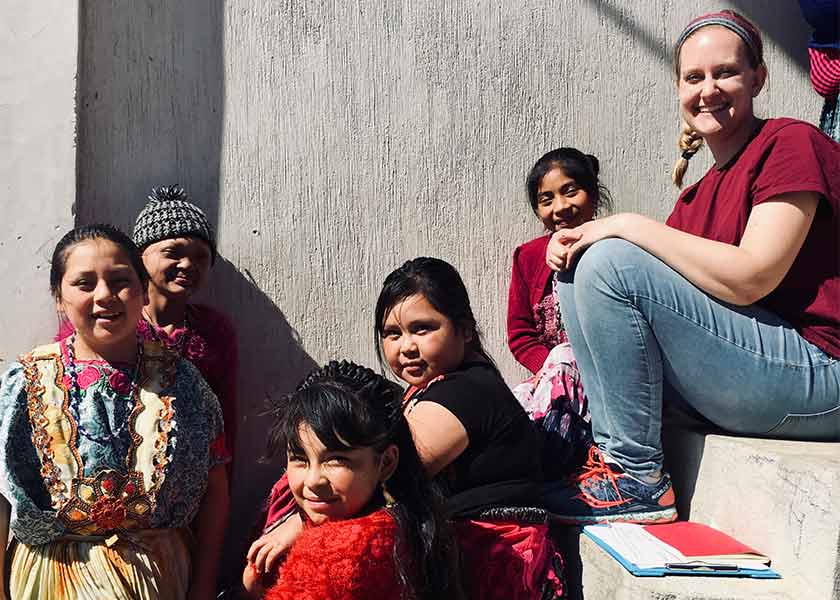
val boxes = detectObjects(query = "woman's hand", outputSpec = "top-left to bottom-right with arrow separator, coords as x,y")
546,216 -> 623,271
546,195 -> 819,305
246,512 -> 303,576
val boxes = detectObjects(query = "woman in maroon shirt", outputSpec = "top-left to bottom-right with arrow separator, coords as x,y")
543,10 -> 840,525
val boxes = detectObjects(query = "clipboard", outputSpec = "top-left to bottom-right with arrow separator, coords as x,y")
583,524 -> 781,579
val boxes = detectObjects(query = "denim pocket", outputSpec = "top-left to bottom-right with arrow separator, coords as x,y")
766,404 -> 840,441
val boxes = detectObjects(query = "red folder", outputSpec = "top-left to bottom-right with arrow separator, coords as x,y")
643,522 -> 769,564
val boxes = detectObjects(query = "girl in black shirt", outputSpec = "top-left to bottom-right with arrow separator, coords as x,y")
375,257 -> 562,600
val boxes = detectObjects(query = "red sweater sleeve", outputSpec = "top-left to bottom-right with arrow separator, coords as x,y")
507,243 -> 550,374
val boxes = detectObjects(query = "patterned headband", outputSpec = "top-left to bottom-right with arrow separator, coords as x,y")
676,12 -> 763,66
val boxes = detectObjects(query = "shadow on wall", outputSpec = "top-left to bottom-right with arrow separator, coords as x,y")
208,258 -> 318,581
729,0 -> 810,73
75,0 -> 225,227
75,0 -> 318,584
583,0 -> 810,74
581,0 -> 669,62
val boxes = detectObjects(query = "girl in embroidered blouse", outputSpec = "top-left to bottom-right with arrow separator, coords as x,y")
247,258 -> 563,600
508,147 -> 612,373
0,225 -> 229,600
508,148 -> 613,477
252,360 -> 463,600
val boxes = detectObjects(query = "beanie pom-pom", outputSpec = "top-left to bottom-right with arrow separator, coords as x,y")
148,184 -> 188,204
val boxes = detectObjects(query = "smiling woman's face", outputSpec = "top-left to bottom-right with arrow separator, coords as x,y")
141,236 -> 212,299
677,26 -> 765,144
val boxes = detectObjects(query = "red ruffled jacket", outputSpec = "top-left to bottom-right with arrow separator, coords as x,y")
265,509 -> 403,600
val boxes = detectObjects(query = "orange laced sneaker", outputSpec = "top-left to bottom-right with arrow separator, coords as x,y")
544,446 -> 678,525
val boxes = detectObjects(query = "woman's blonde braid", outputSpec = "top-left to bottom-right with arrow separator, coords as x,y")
671,124 -> 705,188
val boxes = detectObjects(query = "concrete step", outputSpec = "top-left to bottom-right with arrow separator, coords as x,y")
580,533 -> 803,600
576,432 -> 840,600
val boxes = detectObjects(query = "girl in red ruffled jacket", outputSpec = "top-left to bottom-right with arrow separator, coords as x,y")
256,360 -> 464,600
508,148 -> 611,476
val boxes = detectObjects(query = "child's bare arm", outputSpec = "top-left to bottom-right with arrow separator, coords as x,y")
246,512 -> 304,575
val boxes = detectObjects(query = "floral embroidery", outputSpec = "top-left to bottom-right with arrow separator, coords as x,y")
21,344 -> 178,533
20,353 -> 71,506
2,343 -> 224,545
108,370 -> 132,395
59,470 -> 152,535
533,293 -> 563,348
183,334 -> 208,360
138,317 -> 211,362
77,366 -> 100,390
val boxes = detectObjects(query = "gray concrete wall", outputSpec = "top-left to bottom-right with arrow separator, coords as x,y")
70,0 -> 822,577
0,1 -> 78,368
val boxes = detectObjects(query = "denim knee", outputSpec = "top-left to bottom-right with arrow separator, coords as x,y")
574,238 -> 643,298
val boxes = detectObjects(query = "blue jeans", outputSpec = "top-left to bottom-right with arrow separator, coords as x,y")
555,239 -> 840,478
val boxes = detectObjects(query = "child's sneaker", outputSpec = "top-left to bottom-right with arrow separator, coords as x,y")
545,446 -> 678,525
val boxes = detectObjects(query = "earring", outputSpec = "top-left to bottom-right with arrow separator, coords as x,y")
382,481 -> 396,508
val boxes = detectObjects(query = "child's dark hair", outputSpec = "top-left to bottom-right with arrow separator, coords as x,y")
50,224 -> 149,299
374,257 -> 494,370
266,360 -> 464,600
525,147 -> 613,215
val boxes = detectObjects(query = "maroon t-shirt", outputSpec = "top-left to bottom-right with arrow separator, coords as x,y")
667,118 -> 840,359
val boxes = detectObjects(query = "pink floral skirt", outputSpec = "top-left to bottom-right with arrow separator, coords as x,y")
512,343 -> 592,478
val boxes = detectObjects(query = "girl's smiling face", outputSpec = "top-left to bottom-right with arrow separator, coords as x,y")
534,167 -> 596,232
380,293 -> 470,388
141,236 -> 212,299
286,423 -> 397,525
57,239 -> 146,359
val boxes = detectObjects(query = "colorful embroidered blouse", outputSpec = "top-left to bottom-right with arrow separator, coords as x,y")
0,340 -> 226,546
58,303 -> 238,459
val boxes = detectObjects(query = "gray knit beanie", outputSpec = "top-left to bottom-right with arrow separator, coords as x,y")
132,185 -> 217,262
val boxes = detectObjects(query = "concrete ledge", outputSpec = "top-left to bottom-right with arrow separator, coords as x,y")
579,432 -> 840,599
667,432 -> 840,599
581,533 -> 802,600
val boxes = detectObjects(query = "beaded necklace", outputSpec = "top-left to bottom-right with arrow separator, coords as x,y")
142,307 -> 191,355
65,333 -> 144,446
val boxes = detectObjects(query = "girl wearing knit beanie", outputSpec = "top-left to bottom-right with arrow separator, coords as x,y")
133,185 -> 239,468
